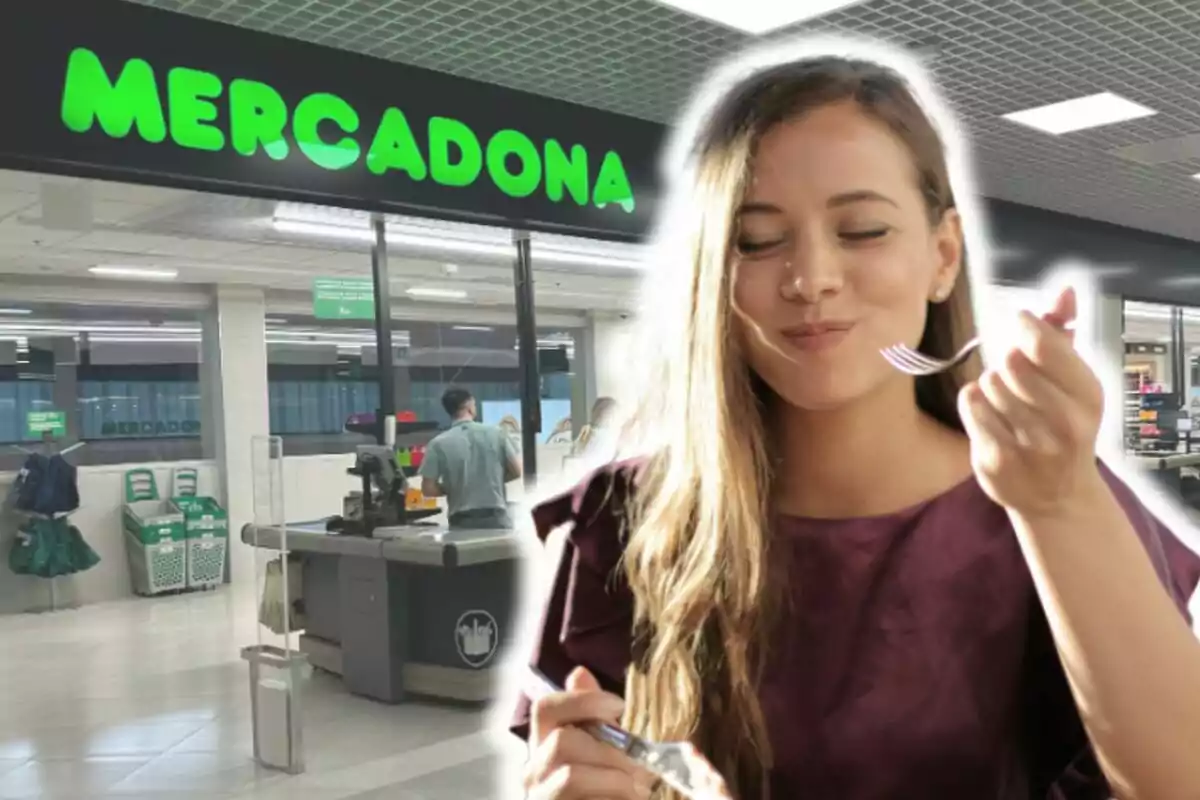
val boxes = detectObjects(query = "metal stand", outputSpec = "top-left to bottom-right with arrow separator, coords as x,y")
8,439 -> 86,613
246,435 -> 309,774
370,213 -> 396,445
512,229 -> 541,485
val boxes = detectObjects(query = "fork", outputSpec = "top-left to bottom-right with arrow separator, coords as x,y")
880,335 -> 982,376
882,319 -> 1075,376
522,667 -> 727,799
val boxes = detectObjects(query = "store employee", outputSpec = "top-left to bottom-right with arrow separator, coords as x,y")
419,387 -> 521,529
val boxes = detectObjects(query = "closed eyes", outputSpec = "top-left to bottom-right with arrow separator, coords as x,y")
735,227 -> 890,255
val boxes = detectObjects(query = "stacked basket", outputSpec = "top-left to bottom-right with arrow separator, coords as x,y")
172,467 -> 229,590
122,469 -> 186,595
122,468 -> 229,596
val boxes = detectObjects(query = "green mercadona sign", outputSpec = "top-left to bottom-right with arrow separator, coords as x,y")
25,410 -> 67,439
59,47 -> 637,214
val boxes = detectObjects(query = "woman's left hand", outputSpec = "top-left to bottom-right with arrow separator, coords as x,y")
958,287 -> 1108,520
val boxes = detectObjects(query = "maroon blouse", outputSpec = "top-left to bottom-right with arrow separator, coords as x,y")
512,458 -> 1200,799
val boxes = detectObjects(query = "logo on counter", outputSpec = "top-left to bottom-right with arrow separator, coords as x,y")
455,610 -> 499,668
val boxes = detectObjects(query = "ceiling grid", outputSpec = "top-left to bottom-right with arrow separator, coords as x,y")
122,0 -> 1200,243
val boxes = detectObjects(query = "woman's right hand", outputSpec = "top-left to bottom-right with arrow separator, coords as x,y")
524,666 -> 657,799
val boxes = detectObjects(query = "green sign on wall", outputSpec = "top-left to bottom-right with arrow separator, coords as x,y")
26,411 -> 67,438
313,278 -> 375,320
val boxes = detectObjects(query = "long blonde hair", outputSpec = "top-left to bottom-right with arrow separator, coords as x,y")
617,56 -> 981,798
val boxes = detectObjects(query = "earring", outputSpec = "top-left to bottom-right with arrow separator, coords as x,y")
933,285 -> 950,302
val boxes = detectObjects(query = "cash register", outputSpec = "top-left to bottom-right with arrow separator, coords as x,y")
328,414 -> 441,537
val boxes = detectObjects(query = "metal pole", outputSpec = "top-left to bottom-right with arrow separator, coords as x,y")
1171,305 -> 1184,407
371,214 -> 396,444
512,230 -> 540,484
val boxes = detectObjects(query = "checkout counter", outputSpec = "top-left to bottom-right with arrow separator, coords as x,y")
243,520 -> 520,705
1128,452 -> 1200,499
1127,402 -> 1200,504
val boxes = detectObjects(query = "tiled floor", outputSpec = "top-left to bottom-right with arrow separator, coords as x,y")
0,587 -> 516,799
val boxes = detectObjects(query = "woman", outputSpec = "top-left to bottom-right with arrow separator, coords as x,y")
513,44 -> 1200,799
573,397 -> 619,457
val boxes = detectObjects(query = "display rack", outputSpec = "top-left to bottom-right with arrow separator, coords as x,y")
7,439 -> 87,612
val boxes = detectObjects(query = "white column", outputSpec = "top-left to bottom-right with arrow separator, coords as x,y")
591,315 -> 636,403
202,286 -> 268,587
1091,292 -> 1126,458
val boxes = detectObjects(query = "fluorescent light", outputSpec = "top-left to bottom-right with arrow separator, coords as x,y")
272,217 -> 643,270
406,287 -> 468,300
453,325 -> 494,332
1160,276 -> 1200,288
88,335 -> 201,344
0,323 -> 199,335
513,341 -> 577,354
651,0 -> 868,33
265,317 -> 288,325
274,220 -> 369,240
89,265 -> 179,280
991,248 -> 1028,262
1002,92 -> 1156,135
534,248 -> 642,269
0,308 -> 31,315
1123,304 -> 1200,323
274,219 -> 510,258
1090,265 -> 1136,278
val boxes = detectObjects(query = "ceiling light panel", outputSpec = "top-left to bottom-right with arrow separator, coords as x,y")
1001,92 -> 1156,135
652,0 -> 870,33
406,287 -> 468,300
89,265 -> 179,280
274,208 -> 645,270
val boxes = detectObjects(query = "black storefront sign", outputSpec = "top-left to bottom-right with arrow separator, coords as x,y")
1,0 -> 664,242
10,2 -> 1200,297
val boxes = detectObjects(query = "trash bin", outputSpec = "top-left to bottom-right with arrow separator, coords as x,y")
240,645 -> 309,774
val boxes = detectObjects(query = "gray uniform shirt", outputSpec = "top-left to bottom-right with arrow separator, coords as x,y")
418,420 -> 516,516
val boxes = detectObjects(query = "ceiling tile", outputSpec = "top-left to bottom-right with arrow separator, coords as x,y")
159,238 -> 261,258
90,200 -> 160,225
0,192 -> 39,221
0,171 -> 47,194
234,244 -> 333,264
62,230 -> 190,256
0,219 -> 85,248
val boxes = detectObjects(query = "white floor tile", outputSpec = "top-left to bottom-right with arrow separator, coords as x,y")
0,763 -> 28,781
0,589 -> 513,799
0,756 -> 149,799
108,752 -> 287,794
